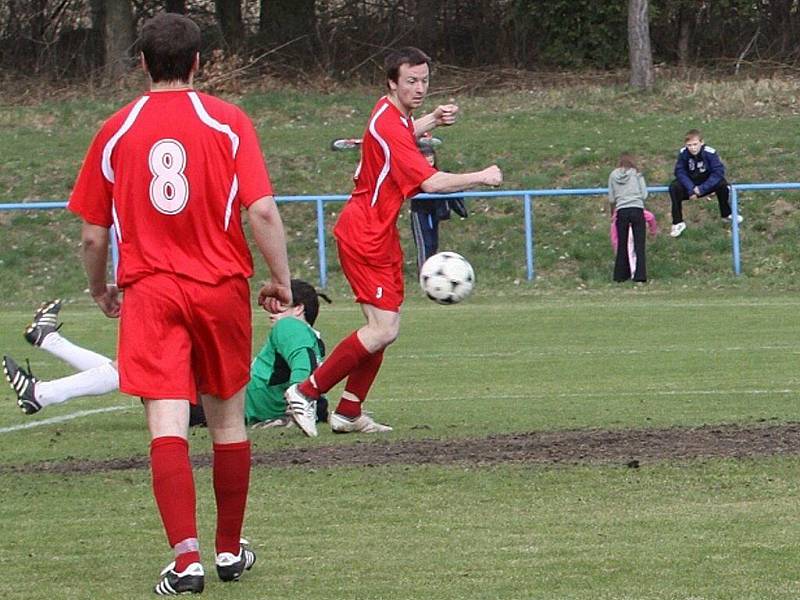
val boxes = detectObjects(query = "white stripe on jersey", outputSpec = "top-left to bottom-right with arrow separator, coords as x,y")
224,174 -> 238,231
111,203 -> 122,242
188,91 -> 242,230
187,91 -> 240,157
101,95 -> 150,184
368,103 -> 392,207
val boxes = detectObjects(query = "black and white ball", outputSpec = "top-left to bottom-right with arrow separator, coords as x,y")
419,251 -> 475,305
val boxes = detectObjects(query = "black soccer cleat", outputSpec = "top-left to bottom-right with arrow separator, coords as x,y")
3,356 -> 41,415
215,541 -> 256,582
24,298 -> 63,347
153,561 -> 205,595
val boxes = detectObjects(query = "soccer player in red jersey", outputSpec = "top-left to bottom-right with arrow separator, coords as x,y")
67,14 -> 291,595
285,47 -> 502,437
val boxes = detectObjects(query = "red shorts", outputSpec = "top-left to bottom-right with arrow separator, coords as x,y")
118,273 -> 251,402
337,241 -> 404,312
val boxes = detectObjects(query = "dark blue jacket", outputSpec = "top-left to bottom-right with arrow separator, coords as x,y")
674,144 -> 726,196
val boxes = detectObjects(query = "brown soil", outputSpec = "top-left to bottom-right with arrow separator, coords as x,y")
3,422 -> 799,475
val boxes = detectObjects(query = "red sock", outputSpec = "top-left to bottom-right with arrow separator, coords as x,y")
300,331 -> 370,397
213,440 -> 251,556
337,350 -> 384,417
150,436 -> 199,571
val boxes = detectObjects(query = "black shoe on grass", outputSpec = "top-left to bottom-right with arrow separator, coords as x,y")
153,561 -> 204,595
215,540 -> 256,582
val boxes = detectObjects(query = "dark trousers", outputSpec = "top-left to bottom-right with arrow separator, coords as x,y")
614,207 -> 647,282
669,178 -> 731,224
410,210 -> 439,270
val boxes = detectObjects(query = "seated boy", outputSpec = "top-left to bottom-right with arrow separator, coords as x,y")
245,279 -> 330,428
668,128 -> 742,238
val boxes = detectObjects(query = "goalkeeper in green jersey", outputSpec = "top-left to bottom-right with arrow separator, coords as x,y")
245,279 -> 331,428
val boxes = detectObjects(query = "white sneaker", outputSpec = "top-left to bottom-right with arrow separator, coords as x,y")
330,411 -> 393,434
670,222 -> 687,237
724,214 -> 744,224
284,384 -> 318,437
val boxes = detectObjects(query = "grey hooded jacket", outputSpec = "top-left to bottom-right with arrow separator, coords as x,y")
608,167 -> 648,210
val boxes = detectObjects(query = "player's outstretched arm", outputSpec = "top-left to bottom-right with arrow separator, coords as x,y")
247,196 -> 292,312
421,165 -> 503,195
414,104 -> 459,137
80,222 -> 120,318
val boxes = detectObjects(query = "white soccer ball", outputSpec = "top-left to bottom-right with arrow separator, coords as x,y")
419,251 -> 475,305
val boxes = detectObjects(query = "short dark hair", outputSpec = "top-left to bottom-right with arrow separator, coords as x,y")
684,129 -> 703,142
384,46 -> 431,87
290,279 -> 331,326
139,13 -> 201,83
618,152 -> 638,171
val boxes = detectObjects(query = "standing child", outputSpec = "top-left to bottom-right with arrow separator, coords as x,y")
608,153 -> 649,283
668,128 -> 741,237
409,142 -> 468,271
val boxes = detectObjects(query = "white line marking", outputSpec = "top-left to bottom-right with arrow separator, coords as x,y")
0,405 -> 131,434
381,389 -> 800,403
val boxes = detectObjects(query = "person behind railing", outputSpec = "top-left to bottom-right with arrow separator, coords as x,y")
409,140 -> 468,271
608,153 -> 649,283
668,128 -> 742,238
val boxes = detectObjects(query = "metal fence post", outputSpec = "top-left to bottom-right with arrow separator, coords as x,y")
523,193 -> 535,280
730,186 -> 741,276
315,197 -> 328,288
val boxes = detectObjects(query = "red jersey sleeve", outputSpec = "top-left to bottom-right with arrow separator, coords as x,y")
379,119 -> 437,199
67,125 -> 115,227
234,111 -> 273,208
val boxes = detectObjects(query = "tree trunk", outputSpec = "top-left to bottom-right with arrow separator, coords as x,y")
104,0 -> 135,81
415,0 -> 439,55
676,3 -> 691,68
215,0 -> 244,51
165,0 -> 186,14
628,0 -> 654,90
90,0 -> 105,31
259,0 -> 315,46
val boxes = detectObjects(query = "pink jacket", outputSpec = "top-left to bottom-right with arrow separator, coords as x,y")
610,209 -> 658,252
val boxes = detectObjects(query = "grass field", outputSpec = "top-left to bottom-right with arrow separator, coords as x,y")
1,289 -> 799,599
3,74 -> 800,598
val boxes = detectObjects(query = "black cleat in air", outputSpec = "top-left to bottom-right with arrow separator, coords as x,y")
153,561 -> 204,595
3,356 -> 41,415
24,299 -> 62,347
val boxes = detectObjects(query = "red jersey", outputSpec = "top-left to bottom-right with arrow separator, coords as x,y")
333,97 -> 437,266
68,90 -> 273,286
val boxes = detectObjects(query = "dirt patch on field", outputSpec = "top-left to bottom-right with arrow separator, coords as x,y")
2,422 -> 799,475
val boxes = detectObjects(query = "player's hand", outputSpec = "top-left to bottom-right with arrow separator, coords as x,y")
433,104 -> 459,127
91,284 -> 121,318
482,165 -> 503,187
258,281 -> 292,313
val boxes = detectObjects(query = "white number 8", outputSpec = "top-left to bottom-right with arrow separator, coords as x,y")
148,139 -> 189,214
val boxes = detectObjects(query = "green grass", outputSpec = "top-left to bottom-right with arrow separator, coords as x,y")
3,79 -> 800,305
1,290 -> 800,598
3,78 -> 800,598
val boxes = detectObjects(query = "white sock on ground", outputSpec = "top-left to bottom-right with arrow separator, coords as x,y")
40,332 -> 112,371
35,362 -> 120,408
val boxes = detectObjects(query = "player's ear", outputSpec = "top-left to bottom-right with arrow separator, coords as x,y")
140,52 -> 148,75
191,52 -> 200,74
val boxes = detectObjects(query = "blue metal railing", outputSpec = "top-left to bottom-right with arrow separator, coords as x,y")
2,183 -> 797,286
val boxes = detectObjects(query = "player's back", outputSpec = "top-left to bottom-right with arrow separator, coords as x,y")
87,90 -> 263,285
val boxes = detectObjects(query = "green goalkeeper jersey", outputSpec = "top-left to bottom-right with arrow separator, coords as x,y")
244,316 -> 325,424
